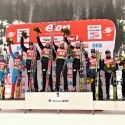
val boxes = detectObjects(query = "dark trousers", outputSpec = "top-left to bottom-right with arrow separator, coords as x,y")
73,58 -> 80,87
41,57 -> 53,91
26,59 -> 38,91
33,64 -> 38,92
26,59 -> 32,89
105,71 -> 112,98
87,69 -> 96,100
91,76 -> 96,100
122,69 -> 125,97
55,59 -> 68,91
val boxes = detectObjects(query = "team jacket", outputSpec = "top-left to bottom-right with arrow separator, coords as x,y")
26,49 -> 36,60
56,48 -> 67,59
86,56 -> 97,70
36,36 -> 55,59
64,37 -> 88,59
101,57 -> 118,72
9,46 -> 23,69
73,48 -> 80,59
21,37 -> 40,60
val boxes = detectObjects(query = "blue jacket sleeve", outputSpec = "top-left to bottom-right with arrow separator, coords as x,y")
9,46 -> 15,59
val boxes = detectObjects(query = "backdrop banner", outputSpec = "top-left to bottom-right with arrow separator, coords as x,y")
5,19 -> 116,99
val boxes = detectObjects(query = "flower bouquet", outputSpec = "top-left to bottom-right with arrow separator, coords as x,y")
33,27 -> 42,34
21,31 -> 29,39
119,55 -> 125,62
6,38 -> 13,46
61,28 -> 71,35
86,77 -> 94,84
105,63 -> 116,72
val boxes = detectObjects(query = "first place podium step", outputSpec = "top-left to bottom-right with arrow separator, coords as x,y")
25,92 -> 93,111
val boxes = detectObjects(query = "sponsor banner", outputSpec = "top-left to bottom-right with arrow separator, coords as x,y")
88,25 -> 102,40
17,29 -> 29,43
84,41 -> 115,58
6,19 -> 115,42
6,19 -> 116,58
39,35 -> 77,47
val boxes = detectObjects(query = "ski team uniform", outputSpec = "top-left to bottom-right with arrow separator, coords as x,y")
0,60 -> 8,82
64,37 -> 88,90
0,58 -> 9,99
37,36 -> 53,91
54,42 -> 68,91
72,47 -> 88,89
9,46 -> 23,84
72,48 -> 81,87
21,37 -> 40,91
9,45 -> 24,98
11,57 -> 22,84
86,56 -> 97,100
101,57 -> 118,99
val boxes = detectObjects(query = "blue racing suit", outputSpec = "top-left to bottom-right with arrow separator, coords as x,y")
9,46 -> 24,84
0,59 -> 9,85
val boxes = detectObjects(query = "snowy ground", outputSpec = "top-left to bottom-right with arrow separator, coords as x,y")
0,110 -> 125,125
0,70 -> 124,125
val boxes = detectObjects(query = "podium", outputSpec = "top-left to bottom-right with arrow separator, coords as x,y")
0,92 -> 125,114
25,92 -> 93,113
0,100 -> 25,110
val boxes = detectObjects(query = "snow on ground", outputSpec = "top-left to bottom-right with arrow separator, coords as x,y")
0,110 -> 125,125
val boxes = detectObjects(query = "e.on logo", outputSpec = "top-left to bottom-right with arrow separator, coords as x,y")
45,24 -> 70,32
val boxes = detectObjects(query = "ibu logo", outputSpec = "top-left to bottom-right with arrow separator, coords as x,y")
92,43 -> 102,48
